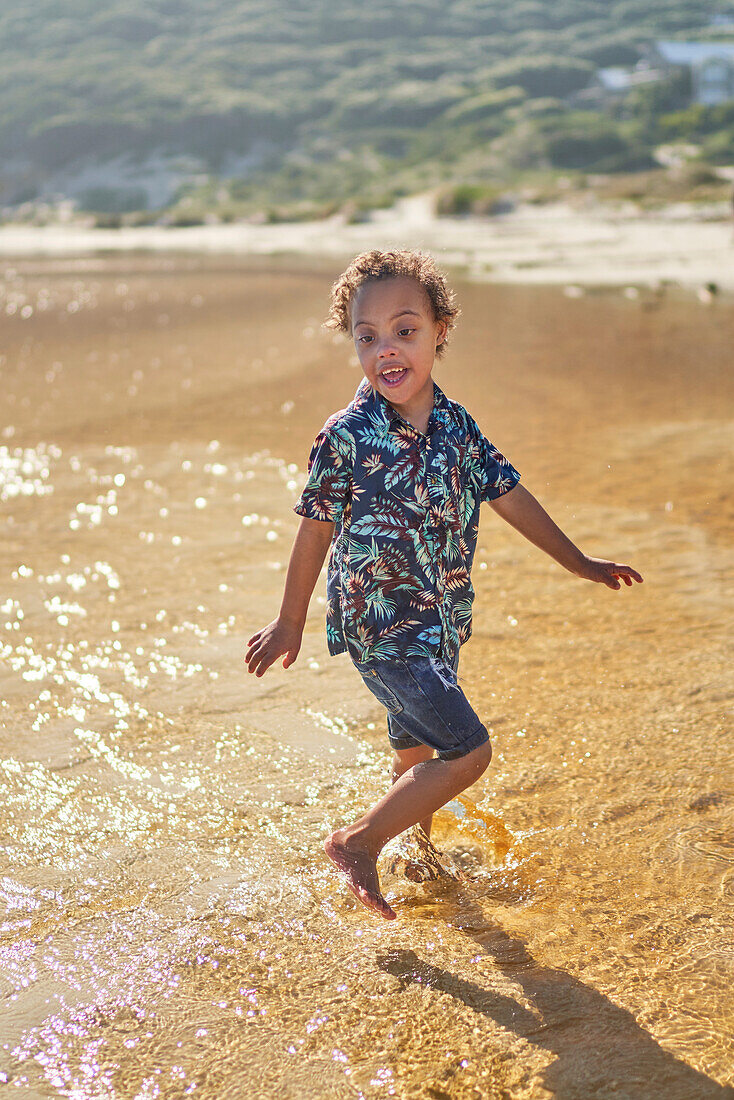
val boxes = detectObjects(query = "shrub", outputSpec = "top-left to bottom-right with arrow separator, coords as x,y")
442,86 -> 527,125
436,184 -> 513,216
485,55 -> 595,98
545,128 -> 627,168
697,133 -> 734,164
580,41 -> 642,67
78,186 -> 148,213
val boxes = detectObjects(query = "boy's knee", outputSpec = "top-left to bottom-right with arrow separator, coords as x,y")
451,737 -> 492,777
471,738 -> 492,772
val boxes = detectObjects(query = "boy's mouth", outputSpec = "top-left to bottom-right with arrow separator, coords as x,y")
380,367 -> 408,388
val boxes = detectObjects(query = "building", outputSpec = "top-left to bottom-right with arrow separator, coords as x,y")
647,41 -> 734,105
576,40 -> 734,109
573,63 -> 663,108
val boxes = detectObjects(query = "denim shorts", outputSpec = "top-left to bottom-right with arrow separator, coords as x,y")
352,649 -> 490,761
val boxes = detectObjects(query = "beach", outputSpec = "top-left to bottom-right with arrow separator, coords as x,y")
1,193 -> 734,293
1,252 -> 732,1098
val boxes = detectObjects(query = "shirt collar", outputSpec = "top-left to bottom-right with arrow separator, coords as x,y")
353,376 -> 455,436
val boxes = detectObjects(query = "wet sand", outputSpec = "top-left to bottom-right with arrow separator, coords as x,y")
1,253 -> 732,1097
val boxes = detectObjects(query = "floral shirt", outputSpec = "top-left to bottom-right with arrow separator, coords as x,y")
293,377 -> 521,666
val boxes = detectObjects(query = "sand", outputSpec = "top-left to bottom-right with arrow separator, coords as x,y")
1,192 -> 733,292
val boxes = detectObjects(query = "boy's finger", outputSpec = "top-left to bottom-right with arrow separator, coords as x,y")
246,644 -> 265,670
617,565 -> 643,582
255,656 -> 273,677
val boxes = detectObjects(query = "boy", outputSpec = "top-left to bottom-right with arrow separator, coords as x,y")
246,249 -> 643,920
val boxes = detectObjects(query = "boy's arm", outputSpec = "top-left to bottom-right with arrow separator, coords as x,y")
246,515 -> 335,676
489,483 -> 643,589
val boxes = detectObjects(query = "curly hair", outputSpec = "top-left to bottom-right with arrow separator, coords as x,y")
323,249 -> 460,360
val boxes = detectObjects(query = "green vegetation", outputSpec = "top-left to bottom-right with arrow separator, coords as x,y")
1,0 -> 733,223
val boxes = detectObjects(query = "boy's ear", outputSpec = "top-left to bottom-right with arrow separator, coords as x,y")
436,322 -> 448,346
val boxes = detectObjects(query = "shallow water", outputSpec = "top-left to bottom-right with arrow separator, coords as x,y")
1,255 -> 732,1098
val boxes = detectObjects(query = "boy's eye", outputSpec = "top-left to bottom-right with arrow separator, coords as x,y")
357,328 -> 414,344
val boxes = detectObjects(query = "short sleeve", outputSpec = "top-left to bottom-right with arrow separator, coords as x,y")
293,427 -> 352,524
466,414 -> 521,503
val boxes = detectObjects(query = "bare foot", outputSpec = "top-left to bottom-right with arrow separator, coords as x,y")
324,832 -> 396,920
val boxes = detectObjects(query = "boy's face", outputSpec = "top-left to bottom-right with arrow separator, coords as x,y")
350,276 -> 447,419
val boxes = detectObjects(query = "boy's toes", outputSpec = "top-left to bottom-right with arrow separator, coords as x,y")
374,891 -> 397,919
369,890 -> 397,920
352,881 -> 396,920
324,833 -> 397,919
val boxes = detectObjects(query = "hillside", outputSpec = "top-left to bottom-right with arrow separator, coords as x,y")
2,0 -> 734,222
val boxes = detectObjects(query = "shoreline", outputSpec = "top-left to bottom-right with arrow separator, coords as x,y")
1,195 -> 733,292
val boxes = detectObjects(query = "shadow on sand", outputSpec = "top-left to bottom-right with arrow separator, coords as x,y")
377,885 -> 733,1100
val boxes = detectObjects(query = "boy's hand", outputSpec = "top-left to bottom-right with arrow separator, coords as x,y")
246,617 -> 303,677
573,556 -> 644,590
246,515 -> 334,678
490,486 -> 644,590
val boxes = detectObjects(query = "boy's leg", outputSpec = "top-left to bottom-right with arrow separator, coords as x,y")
387,648 -> 461,840
325,739 -> 492,919
392,745 -> 435,836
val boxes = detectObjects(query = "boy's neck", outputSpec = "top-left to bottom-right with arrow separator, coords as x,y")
380,380 -> 436,437
384,398 -> 431,436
